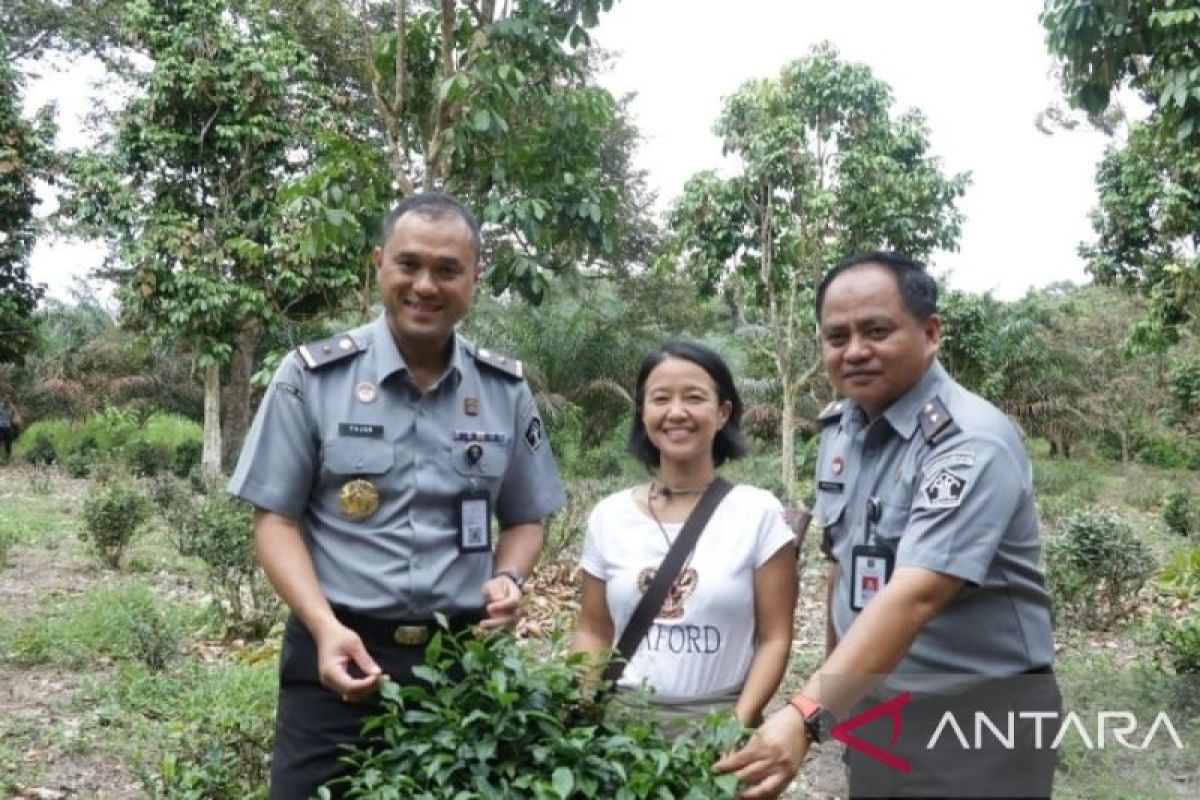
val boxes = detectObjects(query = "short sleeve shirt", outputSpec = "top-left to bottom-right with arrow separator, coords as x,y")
580,485 -> 795,699
813,361 -> 1054,676
228,315 -> 567,618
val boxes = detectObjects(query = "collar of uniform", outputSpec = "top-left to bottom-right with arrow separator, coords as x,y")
880,359 -> 950,440
370,314 -> 464,387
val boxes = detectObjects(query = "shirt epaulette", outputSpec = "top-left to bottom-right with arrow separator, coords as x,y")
296,333 -> 361,370
918,397 -> 960,444
818,400 -> 845,426
472,345 -> 523,380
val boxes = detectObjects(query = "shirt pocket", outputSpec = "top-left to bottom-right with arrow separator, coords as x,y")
450,440 -> 510,480
813,494 -> 847,560
324,438 -> 395,476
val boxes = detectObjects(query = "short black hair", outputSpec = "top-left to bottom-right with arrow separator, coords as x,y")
379,192 -> 482,262
815,250 -> 938,322
627,340 -> 748,469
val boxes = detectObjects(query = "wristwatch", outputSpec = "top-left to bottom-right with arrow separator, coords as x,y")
789,694 -> 835,744
494,570 -> 527,594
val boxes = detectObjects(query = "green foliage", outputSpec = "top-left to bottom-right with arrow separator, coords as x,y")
0,28 -> 55,366
1155,613 -> 1200,675
1159,544 -> 1200,600
80,479 -> 152,568
1045,508 -> 1156,629
333,628 -> 743,799
1043,0 -> 1200,146
176,494 -> 277,637
1044,1 -> 1200,347
664,41 -> 967,499
21,431 -> 57,466
83,660 -> 274,800
2,582 -> 195,668
1163,489 -> 1195,535
0,524 -> 15,568
1169,357 -> 1200,415
1033,459 -> 1102,501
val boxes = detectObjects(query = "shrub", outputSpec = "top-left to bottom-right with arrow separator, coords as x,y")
173,439 -> 203,478
79,405 -> 140,454
1162,489 -> 1194,536
126,438 -> 174,478
178,495 -> 276,638
23,432 -> 58,467
331,629 -> 743,800
80,480 -> 152,568
63,450 -> 93,478
1159,614 -> 1200,675
14,417 -> 75,463
1,582 -> 194,668
1159,545 -> 1200,601
1045,508 -> 1156,629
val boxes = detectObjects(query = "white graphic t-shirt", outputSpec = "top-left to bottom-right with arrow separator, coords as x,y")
580,484 -> 795,698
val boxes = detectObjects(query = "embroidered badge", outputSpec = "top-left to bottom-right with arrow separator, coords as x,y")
464,397 -> 480,416
524,417 -> 544,452
355,382 -> 378,404
923,450 -> 976,476
831,456 -> 845,475
922,468 -> 967,508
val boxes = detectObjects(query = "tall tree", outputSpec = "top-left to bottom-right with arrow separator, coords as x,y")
60,0 -> 351,478
664,43 -> 968,500
1043,0 -> 1200,349
268,0 -> 638,303
0,29 -> 55,366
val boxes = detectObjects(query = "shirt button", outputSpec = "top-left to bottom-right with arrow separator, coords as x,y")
355,459 -> 364,469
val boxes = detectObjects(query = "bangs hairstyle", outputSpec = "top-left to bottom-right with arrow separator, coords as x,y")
627,340 -> 748,469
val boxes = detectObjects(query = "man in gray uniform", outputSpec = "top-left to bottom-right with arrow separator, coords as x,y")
229,192 -> 566,799
719,252 -> 1057,798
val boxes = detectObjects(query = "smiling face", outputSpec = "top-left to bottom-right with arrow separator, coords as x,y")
373,211 -> 479,352
819,263 -> 941,419
640,356 -> 732,469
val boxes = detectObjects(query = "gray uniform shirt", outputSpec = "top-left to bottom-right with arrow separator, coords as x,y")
814,361 -> 1054,676
228,315 -> 567,618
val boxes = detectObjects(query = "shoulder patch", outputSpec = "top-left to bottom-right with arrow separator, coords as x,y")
918,397 -> 960,445
817,400 -> 845,426
297,333 -> 361,370
472,345 -> 523,380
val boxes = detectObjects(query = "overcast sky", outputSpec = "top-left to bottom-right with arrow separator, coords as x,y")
26,0 -> 1109,302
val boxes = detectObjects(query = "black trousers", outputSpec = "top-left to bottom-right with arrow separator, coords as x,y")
269,612 -> 475,800
845,671 -> 1061,800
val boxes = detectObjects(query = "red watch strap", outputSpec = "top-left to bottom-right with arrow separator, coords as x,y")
789,693 -> 821,720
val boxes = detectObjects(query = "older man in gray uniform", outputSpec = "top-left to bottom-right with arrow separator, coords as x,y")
229,192 -> 566,799
720,251 -> 1057,798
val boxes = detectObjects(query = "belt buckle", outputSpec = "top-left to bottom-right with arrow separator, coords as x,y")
392,624 -> 430,646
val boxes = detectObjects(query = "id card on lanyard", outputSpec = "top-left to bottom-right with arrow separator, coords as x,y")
850,496 -> 893,611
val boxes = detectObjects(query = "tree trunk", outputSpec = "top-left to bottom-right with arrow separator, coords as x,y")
1119,430 -> 1130,464
779,373 -> 796,502
203,363 -> 223,483
222,320 -> 261,470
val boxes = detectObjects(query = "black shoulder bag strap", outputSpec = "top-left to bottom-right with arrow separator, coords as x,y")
601,477 -> 734,685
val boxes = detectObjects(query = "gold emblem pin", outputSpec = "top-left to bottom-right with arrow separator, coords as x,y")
355,382 -> 378,403
339,479 -> 380,521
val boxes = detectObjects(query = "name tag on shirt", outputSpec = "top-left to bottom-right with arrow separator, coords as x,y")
850,544 -> 893,611
339,423 -> 383,438
457,489 -> 492,554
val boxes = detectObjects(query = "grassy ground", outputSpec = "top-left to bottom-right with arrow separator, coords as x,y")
1,450 -> 1197,798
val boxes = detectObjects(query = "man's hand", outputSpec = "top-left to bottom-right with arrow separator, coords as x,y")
715,705 -> 809,798
480,574 -> 522,630
314,622 -> 384,702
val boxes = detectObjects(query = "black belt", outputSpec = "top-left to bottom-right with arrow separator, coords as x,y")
331,606 -> 485,647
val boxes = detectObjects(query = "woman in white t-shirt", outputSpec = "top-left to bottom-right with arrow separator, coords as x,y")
570,340 -> 798,727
